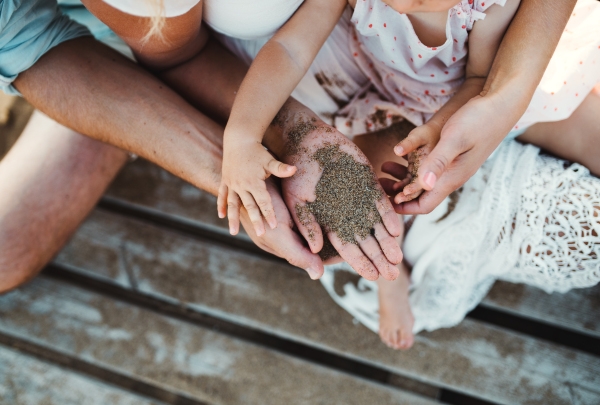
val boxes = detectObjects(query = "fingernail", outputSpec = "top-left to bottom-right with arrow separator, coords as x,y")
305,267 -> 319,280
392,182 -> 403,190
218,213 -> 225,219
423,172 -> 436,189
394,146 -> 404,156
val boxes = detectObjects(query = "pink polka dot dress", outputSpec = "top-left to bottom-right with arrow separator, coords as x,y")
335,0 -> 600,137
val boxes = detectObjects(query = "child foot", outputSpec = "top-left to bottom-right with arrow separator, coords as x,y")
377,263 -> 415,350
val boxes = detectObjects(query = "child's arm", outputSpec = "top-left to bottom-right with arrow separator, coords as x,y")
218,0 -> 347,236
393,0 -> 521,202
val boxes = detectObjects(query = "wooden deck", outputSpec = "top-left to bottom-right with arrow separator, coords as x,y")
1,99 -> 600,404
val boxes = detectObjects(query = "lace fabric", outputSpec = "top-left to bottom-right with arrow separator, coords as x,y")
321,140 -> 600,333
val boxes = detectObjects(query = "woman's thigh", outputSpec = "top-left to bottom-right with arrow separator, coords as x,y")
517,88 -> 600,176
0,111 -> 128,292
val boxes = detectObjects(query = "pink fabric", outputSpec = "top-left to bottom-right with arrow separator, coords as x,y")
335,0 -> 600,138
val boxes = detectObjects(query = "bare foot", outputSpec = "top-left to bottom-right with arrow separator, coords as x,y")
377,263 -> 415,349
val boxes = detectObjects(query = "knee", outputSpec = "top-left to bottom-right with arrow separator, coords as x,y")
0,250 -> 44,294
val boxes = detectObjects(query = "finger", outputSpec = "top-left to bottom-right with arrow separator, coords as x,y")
239,191 -> 266,237
391,177 -> 412,192
227,190 -> 241,235
403,178 -> 424,196
417,137 -> 464,191
380,178 -> 403,196
217,184 -> 228,219
280,230 -> 325,280
394,188 -> 424,204
392,184 -> 450,215
251,183 -> 278,230
394,129 -> 428,156
373,223 -> 403,265
328,232 -> 379,281
357,234 -> 400,281
375,195 -> 402,238
381,161 -> 409,180
267,158 -> 297,178
288,201 -> 324,254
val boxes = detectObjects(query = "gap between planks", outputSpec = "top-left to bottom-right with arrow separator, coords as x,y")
42,264 -> 502,405
97,198 -> 600,357
0,331 -> 206,405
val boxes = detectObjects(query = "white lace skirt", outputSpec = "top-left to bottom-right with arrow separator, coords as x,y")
321,140 -> 600,333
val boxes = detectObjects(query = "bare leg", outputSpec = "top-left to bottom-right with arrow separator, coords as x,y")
517,88 -> 600,176
0,111 -> 128,293
376,263 -> 414,350
354,123 -> 415,349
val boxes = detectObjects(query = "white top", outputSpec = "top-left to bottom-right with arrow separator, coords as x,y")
102,0 -> 199,18
203,0 -> 304,40
100,0 -> 304,39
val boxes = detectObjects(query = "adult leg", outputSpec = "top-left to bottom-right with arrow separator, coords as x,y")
517,88 -> 600,176
0,111 -> 128,293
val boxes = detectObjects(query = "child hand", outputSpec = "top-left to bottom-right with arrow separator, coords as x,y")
391,123 -> 442,204
218,141 -> 297,236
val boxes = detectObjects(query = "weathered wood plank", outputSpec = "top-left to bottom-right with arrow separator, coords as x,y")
0,345 -> 164,405
0,277 -> 435,405
106,159 -> 232,234
106,160 -> 600,339
482,281 -> 600,338
56,210 -> 600,405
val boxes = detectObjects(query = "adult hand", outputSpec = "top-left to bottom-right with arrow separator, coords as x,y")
392,94 -> 514,215
239,178 -> 325,280
280,119 -> 403,281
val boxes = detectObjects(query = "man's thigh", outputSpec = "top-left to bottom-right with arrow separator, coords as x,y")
0,111 -> 128,292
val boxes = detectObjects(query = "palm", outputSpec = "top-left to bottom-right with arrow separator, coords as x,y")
280,121 -> 403,281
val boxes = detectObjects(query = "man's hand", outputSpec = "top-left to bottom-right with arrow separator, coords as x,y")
240,178 -> 324,280
281,120 -> 403,281
392,94 -> 513,215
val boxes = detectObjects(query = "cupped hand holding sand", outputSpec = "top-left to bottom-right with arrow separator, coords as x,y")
279,115 -> 404,281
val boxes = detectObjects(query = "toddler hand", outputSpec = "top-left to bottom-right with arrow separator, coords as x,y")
392,122 -> 442,204
218,141 -> 297,236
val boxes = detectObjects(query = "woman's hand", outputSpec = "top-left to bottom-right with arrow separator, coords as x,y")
392,94 -> 513,215
280,119 -> 403,281
239,178 -> 324,280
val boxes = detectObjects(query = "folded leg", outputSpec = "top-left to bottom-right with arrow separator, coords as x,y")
0,111 -> 128,292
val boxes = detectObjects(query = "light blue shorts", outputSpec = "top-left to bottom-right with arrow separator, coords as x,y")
0,0 -> 130,96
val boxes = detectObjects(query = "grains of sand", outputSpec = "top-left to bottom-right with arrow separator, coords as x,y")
285,118 -> 317,156
300,144 -> 383,248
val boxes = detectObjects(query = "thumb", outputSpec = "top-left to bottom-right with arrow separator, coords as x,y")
282,233 -> 325,280
267,159 -> 297,178
417,135 -> 463,191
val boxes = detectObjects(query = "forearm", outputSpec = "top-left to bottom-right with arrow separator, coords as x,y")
14,37 -> 223,195
225,40 -> 307,145
157,37 -> 314,159
483,0 -> 576,117
427,78 -> 486,130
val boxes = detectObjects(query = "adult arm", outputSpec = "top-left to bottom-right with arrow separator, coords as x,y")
13,36 -> 326,277
80,0 -> 403,280
395,0 -> 576,215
